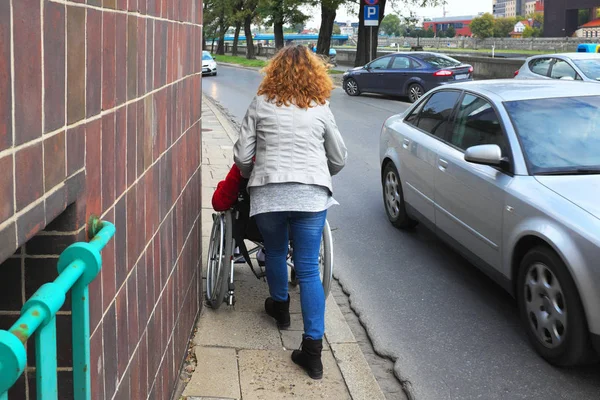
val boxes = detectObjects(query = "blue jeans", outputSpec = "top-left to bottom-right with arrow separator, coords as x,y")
254,211 -> 327,340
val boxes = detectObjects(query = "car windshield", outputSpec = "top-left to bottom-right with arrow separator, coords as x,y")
418,54 -> 461,68
504,96 -> 600,174
573,59 -> 600,81
202,53 -> 213,61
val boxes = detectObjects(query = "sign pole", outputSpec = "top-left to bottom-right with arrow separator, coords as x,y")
369,27 -> 373,63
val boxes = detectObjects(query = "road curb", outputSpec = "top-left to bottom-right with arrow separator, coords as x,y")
200,93 -> 386,400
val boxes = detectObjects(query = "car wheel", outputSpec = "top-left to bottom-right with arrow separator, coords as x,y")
344,78 -> 360,96
382,162 -> 417,229
517,246 -> 594,366
407,83 -> 424,103
213,71 -> 217,76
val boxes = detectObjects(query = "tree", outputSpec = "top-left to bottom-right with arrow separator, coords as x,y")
493,17 -> 516,38
425,26 -> 435,38
258,0 -> 309,49
353,0 -> 445,66
315,0 -> 344,57
470,13 -> 495,39
380,14 -> 402,37
242,0 -> 260,59
333,23 -> 341,34
445,25 -> 456,38
522,25 -> 542,38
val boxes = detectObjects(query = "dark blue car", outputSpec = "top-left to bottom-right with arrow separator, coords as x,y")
343,52 -> 473,103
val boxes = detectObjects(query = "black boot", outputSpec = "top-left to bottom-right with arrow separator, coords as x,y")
264,296 -> 290,329
292,336 -> 323,380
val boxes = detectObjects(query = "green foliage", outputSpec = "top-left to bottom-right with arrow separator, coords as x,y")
333,24 -> 341,34
522,25 -> 542,38
380,14 -> 403,37
493,17 -> 516,38
425,26 -> 435,38
470,13 -> 495,39
445,25 -> 456,38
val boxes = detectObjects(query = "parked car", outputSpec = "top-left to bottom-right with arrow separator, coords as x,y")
514,53 -> 600,82
379,80 -> 600,366
202,51 -> 218,76
343,52 -> 473,103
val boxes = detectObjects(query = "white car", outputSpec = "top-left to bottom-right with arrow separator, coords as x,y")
202,51 -> 217,76
514,53 -> 600,82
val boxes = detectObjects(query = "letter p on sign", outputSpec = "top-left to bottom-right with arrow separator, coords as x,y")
364,5 -> 379,26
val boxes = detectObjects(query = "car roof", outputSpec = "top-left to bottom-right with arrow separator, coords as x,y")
390,51 -> 452,58
529,52 -> 600,60
438,80 -> 600,102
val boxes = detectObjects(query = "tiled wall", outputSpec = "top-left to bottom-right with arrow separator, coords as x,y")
0,0 -> 203,399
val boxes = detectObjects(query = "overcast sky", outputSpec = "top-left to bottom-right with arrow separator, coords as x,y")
304,0 -> 493,27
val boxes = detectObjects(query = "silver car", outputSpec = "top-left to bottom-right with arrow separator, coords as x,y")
379,80 -> 600,366
514,53 -> 600,82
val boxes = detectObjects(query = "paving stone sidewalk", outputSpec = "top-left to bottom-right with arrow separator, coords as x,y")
180,97 -> 386,400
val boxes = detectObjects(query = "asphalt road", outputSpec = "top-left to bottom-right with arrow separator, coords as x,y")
202,65 -> 600,400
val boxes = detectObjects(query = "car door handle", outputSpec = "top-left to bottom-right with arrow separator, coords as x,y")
438,159 -> 449,170
402,139 -> 410,149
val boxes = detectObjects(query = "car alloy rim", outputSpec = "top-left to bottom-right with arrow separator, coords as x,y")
524,262 -> 567,349
385,171 -> 400,219
346,80 -> 358,95
410,86 -> 422,102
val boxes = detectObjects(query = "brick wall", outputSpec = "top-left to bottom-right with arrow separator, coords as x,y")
0,1 -> 204,399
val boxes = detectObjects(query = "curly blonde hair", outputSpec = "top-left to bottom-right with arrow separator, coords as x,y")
257,45 -> 334,109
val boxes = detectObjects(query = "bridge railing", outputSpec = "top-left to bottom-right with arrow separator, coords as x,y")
0,217 -> 116,400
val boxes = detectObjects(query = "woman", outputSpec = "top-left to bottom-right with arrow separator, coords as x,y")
233,45 -> 347,379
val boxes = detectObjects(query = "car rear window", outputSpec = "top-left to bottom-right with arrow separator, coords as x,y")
417,55 -> 461,68
573,59 -> 600,81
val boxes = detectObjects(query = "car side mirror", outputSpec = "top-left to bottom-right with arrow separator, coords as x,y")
464,144 -> 503,166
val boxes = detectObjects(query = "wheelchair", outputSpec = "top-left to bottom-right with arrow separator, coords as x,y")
205,184 -> 334,309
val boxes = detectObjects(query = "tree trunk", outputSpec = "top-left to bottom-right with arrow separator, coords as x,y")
245,15 -> 256,59
216,27 -> 226,55
355,0 -> 386,66
232,22 -> 242,56
316,4 -> 336,56
274,20 -> 284,49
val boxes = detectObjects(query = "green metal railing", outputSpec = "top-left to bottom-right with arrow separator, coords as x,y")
0,217 -> 116,400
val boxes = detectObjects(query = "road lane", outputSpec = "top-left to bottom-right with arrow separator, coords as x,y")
203,65 -> 600,399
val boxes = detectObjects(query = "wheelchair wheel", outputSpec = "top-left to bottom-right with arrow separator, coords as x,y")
289,219 -> 334,298
205,212 -> 233,309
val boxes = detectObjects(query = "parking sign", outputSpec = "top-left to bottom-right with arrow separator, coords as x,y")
364,5 -> 379,26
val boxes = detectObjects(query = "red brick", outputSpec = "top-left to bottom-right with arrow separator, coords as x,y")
138,0 -> 147,15
126,103 -> 137,186
102,207 -> 116,311
126,187 -> 138,270
139,332 -> 148,399
103,0 -> 117,9
137,18 -> 146,97
117,0 -> 128,10
145,240 -> 154,307
135,177 -> 146,255
146,21 -> 153,93
85,118 -> 102,222
44,131 -> 66,191
147,0 -> 155,17
129,350 -> 141,400
115,108 -> 126,198
0,1 -> 11,151
16,201 -> 45,245
116,13 -> 127,106
127,16 -> 138,101
116,285 -> 129,377
102,114 -> 115,210
114,196 -> 127,288
153,237 -> 161,303
44,2 -> 66,133
67,125 -> 85,176
128,0 -> 138,12
90,327 -> 105,400
155,90 -> 167,156
86,9 -> 102,118
103,303 -> 118,399
136,100 -> 145,177
15,144 -> 43,211
13,0 -> 42,144
88,0 -> 102,6
127,271 -> 139,343
196,0 -> 202,24
136,254 -> 148,330
114,370 -> 130,400
0,155 -> 13,224
67,6 -> 85,125
143,95 -> 154,169
102,12 -> 116,110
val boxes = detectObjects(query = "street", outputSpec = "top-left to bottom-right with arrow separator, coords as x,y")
202,65 -> 600,400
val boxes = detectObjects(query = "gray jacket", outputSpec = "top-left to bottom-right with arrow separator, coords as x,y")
233,95 -> 347,193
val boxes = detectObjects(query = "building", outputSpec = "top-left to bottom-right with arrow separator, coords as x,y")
544,0 -> 599,37
0,1 -> 204,399
510,19 -> 534,37
494,0 -> 524,17
578,18 -> 600,38
422,15 -> 478,37
525,0 -> 545,15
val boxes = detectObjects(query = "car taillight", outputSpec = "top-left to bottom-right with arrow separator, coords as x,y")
514,70 -> 519,77
434,70 -> 453,77
468,66 -> 474,73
